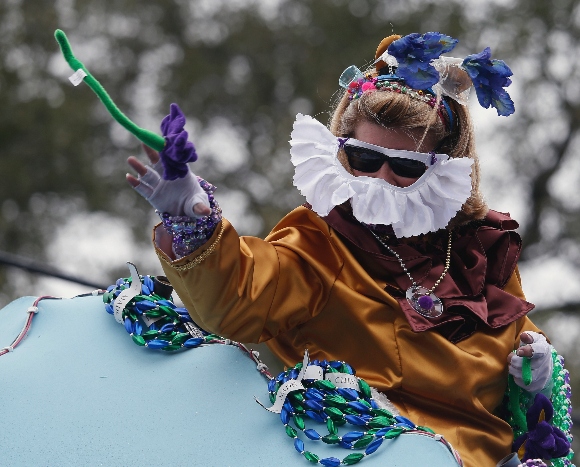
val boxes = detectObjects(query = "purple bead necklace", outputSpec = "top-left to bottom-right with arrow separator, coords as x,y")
369,229 -> 452,319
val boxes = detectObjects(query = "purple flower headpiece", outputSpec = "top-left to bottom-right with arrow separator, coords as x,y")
339,31 -> 515,117
159,103 -> 198,180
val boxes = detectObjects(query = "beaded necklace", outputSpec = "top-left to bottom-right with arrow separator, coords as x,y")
368,229 -> 452,318
505,349 -> 575,467
263,355 -> 463,466
102,273 -> 213,351
102,265 -> 272,378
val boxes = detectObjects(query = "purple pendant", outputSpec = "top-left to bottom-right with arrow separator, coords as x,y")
406,286 -> 443,318
417,295 -> 434,310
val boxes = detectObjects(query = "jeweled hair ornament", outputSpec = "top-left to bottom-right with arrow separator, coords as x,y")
289,114 -> 474,238
340,32 -> 515,117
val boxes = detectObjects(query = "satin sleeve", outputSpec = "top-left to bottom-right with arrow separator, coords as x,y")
154,207 -> 344,343
503,265 -> 547,345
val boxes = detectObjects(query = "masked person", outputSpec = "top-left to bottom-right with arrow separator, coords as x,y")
125,33 -> 571,467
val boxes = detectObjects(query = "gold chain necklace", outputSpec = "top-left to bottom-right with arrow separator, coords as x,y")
369,229 -> 452,318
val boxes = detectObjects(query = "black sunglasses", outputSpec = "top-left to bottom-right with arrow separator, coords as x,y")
343,140 -> 430,178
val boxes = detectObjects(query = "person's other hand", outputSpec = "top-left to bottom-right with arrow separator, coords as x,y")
507,331 -> 553,393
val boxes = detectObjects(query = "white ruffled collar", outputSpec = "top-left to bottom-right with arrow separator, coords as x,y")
289,113 -> 474,237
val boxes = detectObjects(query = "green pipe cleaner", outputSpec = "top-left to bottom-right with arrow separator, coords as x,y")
522,356 -> 533,387
54,29 -> 165,152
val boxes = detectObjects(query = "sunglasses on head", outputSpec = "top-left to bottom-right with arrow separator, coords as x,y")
342,138 -> 437,178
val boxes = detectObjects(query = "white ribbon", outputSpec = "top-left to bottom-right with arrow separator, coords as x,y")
256,350 -> 311,413
113,262 -> 142,325
325,372 -> 360,391
255,350 -> 362,413
255,379 -> 306,414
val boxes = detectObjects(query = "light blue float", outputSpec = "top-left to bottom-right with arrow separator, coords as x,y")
0,294 -> 462,466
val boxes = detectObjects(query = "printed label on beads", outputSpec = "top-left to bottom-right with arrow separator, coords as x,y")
260,379 -> 305,413
304,365 -> 324,380
325,373 -> 360,391
113,262 -> 142,324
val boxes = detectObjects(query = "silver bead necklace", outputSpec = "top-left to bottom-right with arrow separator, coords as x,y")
369,229 -> 452,318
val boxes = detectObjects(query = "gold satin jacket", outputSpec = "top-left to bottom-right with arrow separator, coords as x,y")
154,206 -> 541,467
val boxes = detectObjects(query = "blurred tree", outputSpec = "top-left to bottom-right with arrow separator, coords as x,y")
0,0 -> 579,452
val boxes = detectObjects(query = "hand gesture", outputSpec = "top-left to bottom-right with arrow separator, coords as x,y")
126,144 -> 211,218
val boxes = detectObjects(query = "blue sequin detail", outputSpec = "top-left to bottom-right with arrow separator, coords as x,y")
135,301 -> 156,311
365,437 -> 383,455
283,400 -> 294,414
143,276 -> 154,291
183,338 -> 203,348
345,415 -> 367,426
268,379 -> 278,393
342,431 -> 365,443
375,427 -> 392,437
305,410 -> 326,424
304,429 -> 321,440
305,388 -> 324,401
280,408 -> 291,425
320,457 -> 341,467
348,401 -> 370,413
147,340 -> 170,349
304,399 -> 324,412
294,438 -> 304,453
337,388 -> 359,401
395,416 -> 416,428
124,317 -> 133,334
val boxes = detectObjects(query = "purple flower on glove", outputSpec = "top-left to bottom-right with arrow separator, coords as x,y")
513,393 -> 570,461
159,103 -> 198,180
387,32 -> 458,90
462,47 -> 515,117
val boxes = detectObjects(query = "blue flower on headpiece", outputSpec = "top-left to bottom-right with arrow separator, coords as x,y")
462,47 -> 514,117
159,103 -> 198,180
387,32 -> 458,90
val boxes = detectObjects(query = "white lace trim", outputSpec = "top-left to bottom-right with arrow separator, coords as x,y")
289,114 -> 474,237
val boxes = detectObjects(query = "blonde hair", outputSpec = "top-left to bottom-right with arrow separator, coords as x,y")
328,79 -> 488,227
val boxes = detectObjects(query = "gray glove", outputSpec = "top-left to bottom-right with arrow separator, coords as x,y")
508,331 -> 553,393
132,160 -> 209,218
